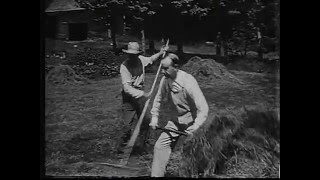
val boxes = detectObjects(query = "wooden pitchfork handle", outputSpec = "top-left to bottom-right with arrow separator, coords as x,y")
143,39 -> 169,97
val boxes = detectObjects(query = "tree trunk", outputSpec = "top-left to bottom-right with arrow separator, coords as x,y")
244,41 -> 248,57
110,10 -> 117,50
216,44 -> 221,56
275,0 -> 280,54
176,27 -> 183,53
257,39 -> 263,59
107,29 -> 111,39
111,26 -> 117,50
257,30 -> 263,59
141,30 -> 146,54
222,41 -> 228,56
258,45 -> 263,59
176,15 -> 183,53
144,15 -> 155,53
177,42 -> 183,53
149,38 -> 155,52
216,33 -> 222,56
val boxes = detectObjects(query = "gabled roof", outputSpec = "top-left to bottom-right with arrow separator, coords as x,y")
45,0 -> 85,13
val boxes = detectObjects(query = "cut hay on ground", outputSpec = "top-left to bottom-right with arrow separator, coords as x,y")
181,56 -> 245,86
167,104 -> 279,178
46,65 -> 90,85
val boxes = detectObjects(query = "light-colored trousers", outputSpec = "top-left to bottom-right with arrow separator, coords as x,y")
151,121 -> 182,177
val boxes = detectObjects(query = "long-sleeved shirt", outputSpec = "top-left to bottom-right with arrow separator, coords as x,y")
120,54 -> 160,99
150,70 -> 209,127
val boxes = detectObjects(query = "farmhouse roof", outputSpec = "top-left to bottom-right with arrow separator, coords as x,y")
45,0 -> 85,13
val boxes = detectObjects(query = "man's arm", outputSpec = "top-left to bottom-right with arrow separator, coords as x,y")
149,76 -> 165,127
120,64 -> 144,98
140,46 -> 169,66
149,50 -> 165,63
187,75 -> 209,130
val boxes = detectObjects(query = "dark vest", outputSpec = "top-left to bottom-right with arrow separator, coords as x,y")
122,58 -> 143,78
121,58 -> 144,104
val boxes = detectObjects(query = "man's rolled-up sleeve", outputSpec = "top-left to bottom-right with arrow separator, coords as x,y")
120,64 -> 144,98
139,52 -> 162,67
139,55 -> 153,67
187,75 -> 209,128
150,76 -> 165,119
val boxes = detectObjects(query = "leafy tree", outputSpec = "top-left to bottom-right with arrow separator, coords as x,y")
219,0 -> 279,58
76,0 -> 126,50
126,0 -> 157,53
164,0 -> 212,52
75,0 -> 279,58
125,0 -> 211,53
125,0 -> 213,53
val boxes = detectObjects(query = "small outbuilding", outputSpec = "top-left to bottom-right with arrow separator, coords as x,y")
45,0 -> 88,41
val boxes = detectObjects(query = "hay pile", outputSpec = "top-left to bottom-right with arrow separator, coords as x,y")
169,104 -> 279,178
66,47 -> 127,79
181,56 -> 245,86
46,65 -> 89,85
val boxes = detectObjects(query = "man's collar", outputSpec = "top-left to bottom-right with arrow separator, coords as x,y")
166,70 -> 184,88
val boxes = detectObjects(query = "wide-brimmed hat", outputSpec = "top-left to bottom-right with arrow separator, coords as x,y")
122,42 -> 142,54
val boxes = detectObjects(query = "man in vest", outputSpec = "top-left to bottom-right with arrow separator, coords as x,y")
118,42 -> 168,154
149,53 -> 209,177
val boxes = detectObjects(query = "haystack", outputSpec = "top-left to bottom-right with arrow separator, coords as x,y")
46,65 -> 89,85
166,104 -> 280,178
181,56 -> 244,86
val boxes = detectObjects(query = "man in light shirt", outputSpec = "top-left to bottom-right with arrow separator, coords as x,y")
149,53 -> 209,177
118,42 -> 168,154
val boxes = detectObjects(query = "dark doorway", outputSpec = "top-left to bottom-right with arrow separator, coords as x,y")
68,23 -> 88,41
45,15 -> 58,38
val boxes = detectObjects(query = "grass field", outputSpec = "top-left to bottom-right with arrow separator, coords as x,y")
45,69 -> 279,177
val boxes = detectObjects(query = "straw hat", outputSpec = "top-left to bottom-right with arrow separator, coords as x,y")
122,42 -> 142,54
